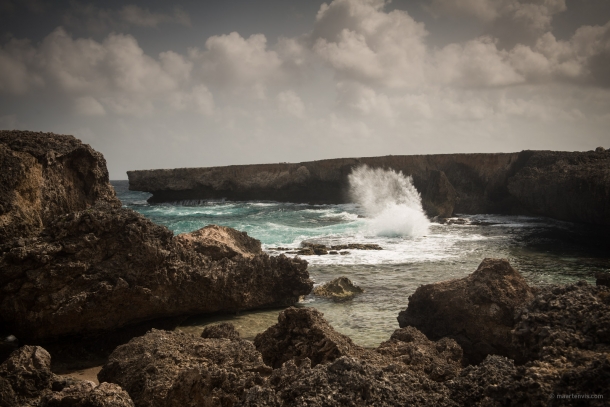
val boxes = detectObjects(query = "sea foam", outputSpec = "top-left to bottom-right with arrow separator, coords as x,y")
348,165 -> 430,237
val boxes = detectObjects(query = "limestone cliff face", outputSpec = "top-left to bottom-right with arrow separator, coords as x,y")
128,150 -> 610,225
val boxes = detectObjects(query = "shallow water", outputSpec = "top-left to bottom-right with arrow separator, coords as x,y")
112,180 -> 610,347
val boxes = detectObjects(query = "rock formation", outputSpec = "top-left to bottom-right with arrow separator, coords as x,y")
312,277 -> 364,301
128,149 -> 610,225
0,131 -> 313,343
397,258 -> 536,364
97,329 -> 271,407
0,131 -> 120,248
0,345 -> 133,407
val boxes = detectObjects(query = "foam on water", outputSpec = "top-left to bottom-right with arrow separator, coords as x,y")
348,165 -> 430,237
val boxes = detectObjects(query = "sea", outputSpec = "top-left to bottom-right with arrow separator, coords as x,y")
111,166 -> 610,347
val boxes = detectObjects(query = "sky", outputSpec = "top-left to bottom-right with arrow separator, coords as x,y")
1,0 -> 609,179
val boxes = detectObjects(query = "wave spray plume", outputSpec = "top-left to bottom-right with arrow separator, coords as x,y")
348,165 -> 430,237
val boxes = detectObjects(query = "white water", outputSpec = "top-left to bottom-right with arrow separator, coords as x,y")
348,165 -> 430,237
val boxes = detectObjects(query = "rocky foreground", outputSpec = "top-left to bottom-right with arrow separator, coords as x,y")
1,258 -> 609,406
0,131 -> 312,344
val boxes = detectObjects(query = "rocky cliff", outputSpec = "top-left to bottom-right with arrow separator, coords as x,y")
0,131 -> 312,344
128,149 -> 610,225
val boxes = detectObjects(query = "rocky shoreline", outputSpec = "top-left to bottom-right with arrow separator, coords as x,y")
1,131 -> 608,406
128,148 -> 610,225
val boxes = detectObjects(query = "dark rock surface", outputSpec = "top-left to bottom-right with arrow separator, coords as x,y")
239,356 -> 456,407
98,329 -> 272,407
0,206 -> 312,342
312,277 -> 364,301
512,281 -> 610,361
398,258 -> 536,364
0,131 -> 312,343
253,307 -> 364,369
0,345 -> 133,407
128,149 -> 610,225
200,322 -> 241,340
508,149 -> 610,225
376,326 -> 463,382
0,131 -> 120,247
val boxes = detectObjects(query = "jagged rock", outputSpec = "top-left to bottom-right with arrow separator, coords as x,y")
313,277 -> 364,301
98,329 -> 272,407
329,243 -> 382,250
0,131 -> 120,248
175,225 -> 262,260
41,381 -> 134,407
398,258 -> 535,364
239,357 -> 456,407
0,345 -> 133,407
0,205 -> 312,342
253,307 -> 365,369
200,323 -> 241,340
376,326 -> 463,382
512,282 -> 610,361
0,346 -> 54,406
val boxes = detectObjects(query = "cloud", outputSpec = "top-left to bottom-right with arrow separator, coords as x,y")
311,0 -> 428,88
277,90 -> 305,118
74,96 -> 106,116
63,3 -> 191,34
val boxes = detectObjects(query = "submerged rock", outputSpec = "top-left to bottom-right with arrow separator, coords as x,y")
200,322 -> 241,340
98,329 -> 271,407
398,258 -> 535,364
313,277 -> 364,301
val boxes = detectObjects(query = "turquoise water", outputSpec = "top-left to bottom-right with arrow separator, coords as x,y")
112,180 -> 610,346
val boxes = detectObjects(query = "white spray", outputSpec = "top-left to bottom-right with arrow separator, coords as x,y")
348,165 -> 430,237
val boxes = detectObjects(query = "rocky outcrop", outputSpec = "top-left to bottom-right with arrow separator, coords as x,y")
312,277 -> 364,301
512,281 -> 610,361
508,149 -> 610,225
128,149 -> 610,225
397,258 -> 536,364
253,307 -> 363,369
376,326 -> 463,382
175,224 -> 262,260
0,345 -> 133,407
98,329 -> 272,407
0,131 -> 313,343
0,131 -> 120,247
0,206 -> 312,342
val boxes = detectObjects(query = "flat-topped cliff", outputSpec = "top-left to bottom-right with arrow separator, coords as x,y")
128,149 -> 610,225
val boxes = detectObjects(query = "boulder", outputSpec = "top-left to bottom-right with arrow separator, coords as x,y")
312,277 -> 364,301
200,322 -> 241,340
0,131 -> 120,248
0,345 -> 133,407
0,206 -> 312,342
175,225 -> 262,260
398,258 -> 535,364
253,307 -> 364,369
98,329 -> 272,407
